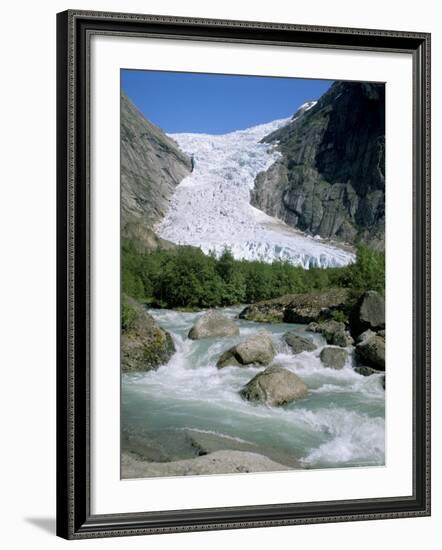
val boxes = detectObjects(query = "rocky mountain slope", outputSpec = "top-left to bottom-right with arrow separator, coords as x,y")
121,92 -> 191,251
251,82 -> 385,249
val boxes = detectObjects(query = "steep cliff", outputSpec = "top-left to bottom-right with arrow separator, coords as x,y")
251,82 -> 385,248
121,92 -> 191,251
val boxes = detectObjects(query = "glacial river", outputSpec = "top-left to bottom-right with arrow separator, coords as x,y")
122,307 -> 385,475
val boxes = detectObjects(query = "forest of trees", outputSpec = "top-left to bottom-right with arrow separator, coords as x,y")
122,242 -> 385,310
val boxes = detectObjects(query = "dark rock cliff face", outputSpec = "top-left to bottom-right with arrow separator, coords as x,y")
121,92 -> 191,251
251,82 -> 385,248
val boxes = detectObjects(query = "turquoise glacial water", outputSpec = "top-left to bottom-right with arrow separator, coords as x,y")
122,307 -> 385,471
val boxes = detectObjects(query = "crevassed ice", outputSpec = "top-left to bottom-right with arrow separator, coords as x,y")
155,111 -> 355,268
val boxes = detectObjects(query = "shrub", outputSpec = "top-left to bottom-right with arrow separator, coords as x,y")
345,244 -> 385,294
330,309 -> 348,323
121,301 -> 137,332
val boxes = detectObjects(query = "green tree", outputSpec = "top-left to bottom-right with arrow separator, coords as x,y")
345,244 -> 385,293
155,247 -> 223,308
216,248 -> 246,304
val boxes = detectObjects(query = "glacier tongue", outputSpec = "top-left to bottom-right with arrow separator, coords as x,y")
155,116 -> 354,268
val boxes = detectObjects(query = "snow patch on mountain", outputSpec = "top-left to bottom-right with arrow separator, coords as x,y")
292,100 -> 317,119
155,115 -> 354,268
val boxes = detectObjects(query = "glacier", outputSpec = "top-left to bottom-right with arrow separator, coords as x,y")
155,110 -> 355,268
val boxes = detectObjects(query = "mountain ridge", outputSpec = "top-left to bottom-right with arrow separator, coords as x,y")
121,92 -> 191,251
252,81 -> 385,249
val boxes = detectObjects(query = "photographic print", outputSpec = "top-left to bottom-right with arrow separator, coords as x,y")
56,12 -> 430,537
120,70 -> 386,480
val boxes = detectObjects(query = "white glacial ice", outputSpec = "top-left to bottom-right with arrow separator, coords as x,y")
155,112 -> 355,268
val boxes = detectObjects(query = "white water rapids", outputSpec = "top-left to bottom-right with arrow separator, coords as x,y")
122,308 -> 385,474
155,113 -> 355,268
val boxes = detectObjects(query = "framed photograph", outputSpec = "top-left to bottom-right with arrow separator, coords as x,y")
56,9 -> 431,539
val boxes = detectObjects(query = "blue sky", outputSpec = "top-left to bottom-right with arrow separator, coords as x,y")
121,70 -> 333,134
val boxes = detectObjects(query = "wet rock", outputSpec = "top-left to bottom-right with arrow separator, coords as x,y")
356,329 -> 376,344
121,296 -> 175,373
354,365 -> 383,377
308,319 -> 353,347
186,430 -> 300,468
354,366 -> 385,389
240,366 -> 308,406
217,332 -> 275,368
239,295 -> 294,323
283,332 -> 317,354
350,290 -> 385,336
356,333 -> 385,370
332,330 -> 354,347
188,310 -> 239,340
320,347 -> 348,369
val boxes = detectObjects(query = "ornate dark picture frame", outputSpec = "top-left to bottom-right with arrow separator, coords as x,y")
56,9 -> 431,540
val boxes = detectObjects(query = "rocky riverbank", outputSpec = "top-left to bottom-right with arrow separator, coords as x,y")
238,288 -> 385,373
239,288 -> 351,324
121,288 -> 385,478
122,449 -> 290,478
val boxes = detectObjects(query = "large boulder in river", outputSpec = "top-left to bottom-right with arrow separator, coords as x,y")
121,296 -> 175,373
320,346 -> 348,369
350,290 -> 385,336
240,366 -> 308,406
217,332 -> 275,368
283,332 -> 317,354
355,333 -> 385,370
188,310 -> 239,340
240,288 -> 350,324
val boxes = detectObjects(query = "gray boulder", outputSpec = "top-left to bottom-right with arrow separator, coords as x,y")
283,332 -> 317,354
320,347 -> 348,369
356,329 -> 376,343
354,366 -> 385,389
240,366 -> 308,406
350,291 -> 385,336
308,320 -> 353,347
121,296 -> 175,373
356,333 -> 385,370
188,310 -> 239,340
332,330 -> 354,347
354,365 -> 383,376
217,332 -> 275,368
